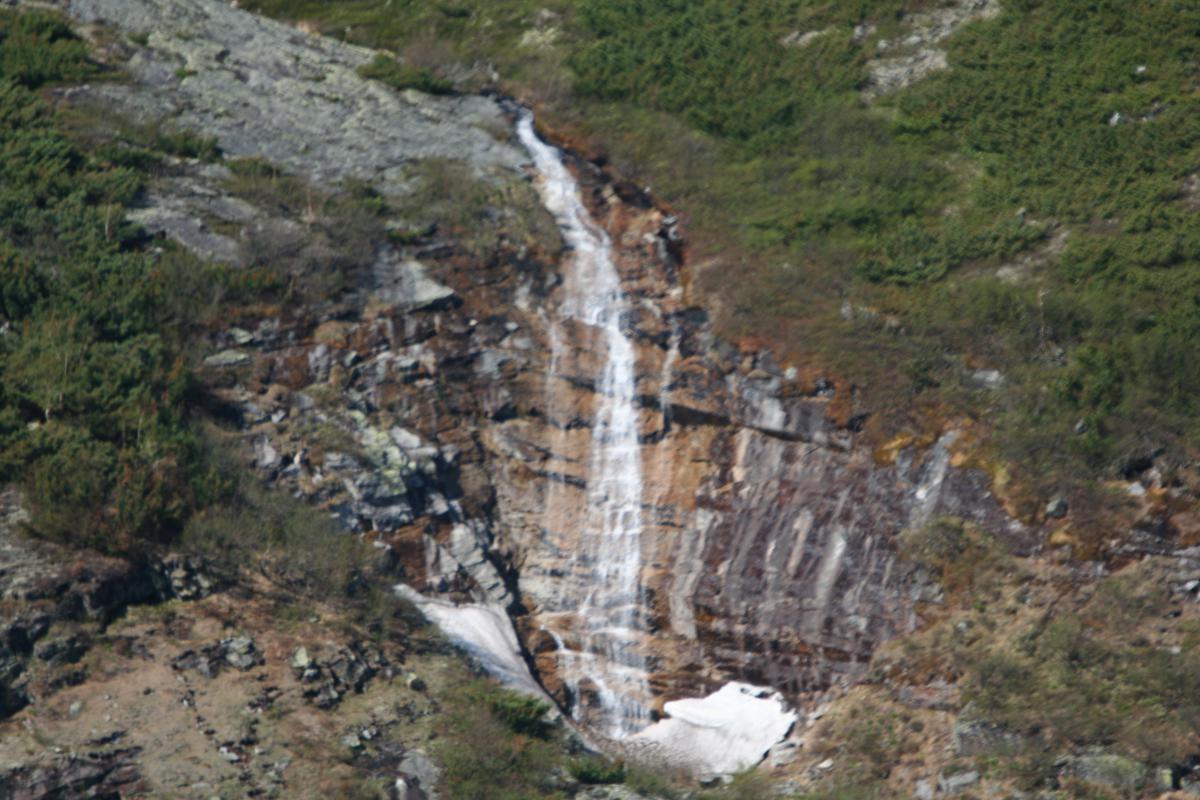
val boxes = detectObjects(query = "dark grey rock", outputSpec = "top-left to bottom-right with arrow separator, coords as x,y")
1045,496 -> 1069,519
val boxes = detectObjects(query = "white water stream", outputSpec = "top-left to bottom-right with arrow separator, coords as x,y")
401,111 -> 798,772
516,111 -> 651,738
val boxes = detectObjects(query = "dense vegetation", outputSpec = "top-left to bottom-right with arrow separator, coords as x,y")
243,0 -> 1200,513
0,10 -> 228,553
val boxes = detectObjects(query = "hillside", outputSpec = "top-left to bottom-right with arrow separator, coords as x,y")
1,1 -> 1199,799
243,0 -> 1200,520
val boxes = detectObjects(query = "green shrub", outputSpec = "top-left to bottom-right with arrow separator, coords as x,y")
0,10 -> 95,88
0,12 -> 253,556
435,679 -> 562,800
153,128 -> 221,161
357,53 -> 453,95
180,466 -> 361,597
476,686 -> 553,738
568,756 -> 626,785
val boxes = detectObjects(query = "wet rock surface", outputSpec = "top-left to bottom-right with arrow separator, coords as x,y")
12,0 -> 1050,753
9,0 -> 1043,732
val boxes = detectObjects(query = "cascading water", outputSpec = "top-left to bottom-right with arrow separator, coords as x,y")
516,111 -> 651,738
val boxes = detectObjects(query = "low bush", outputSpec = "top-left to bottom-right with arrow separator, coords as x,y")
963,559 -> 1200,768
0,9 -> 95,87
568,756 -> 626,785
0,16 -> 234,555
357,53 -> 453,94
435,679 -> 562,800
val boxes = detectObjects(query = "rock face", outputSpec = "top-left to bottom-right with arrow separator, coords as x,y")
56,0 -> 522,187
30,0 -> 1034,744
0,488 -> 200,721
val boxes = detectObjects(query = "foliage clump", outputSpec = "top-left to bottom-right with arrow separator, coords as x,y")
357,52 -> 453,95
568,755 -> 626,785
0,11 -> 228,554
0,10 -> 95,87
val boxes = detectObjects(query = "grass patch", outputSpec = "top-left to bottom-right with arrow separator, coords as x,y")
220,157 -> 390,303
434,679 -> 562,800
963,558 -> 1200,769
392,158 -> 561,263
568,755 -> 626,785
874,533 -> 1200,789
357,52 -> 453,94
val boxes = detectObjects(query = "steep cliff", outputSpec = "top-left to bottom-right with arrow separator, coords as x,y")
6,0 -> 1200,797
22,0 -> 1044,735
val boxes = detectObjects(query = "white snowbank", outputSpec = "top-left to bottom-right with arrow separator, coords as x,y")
394,585 -> 545,697
629,682 -> 797,779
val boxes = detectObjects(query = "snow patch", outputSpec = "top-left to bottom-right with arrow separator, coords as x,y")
629,682 -> 797,779
394,586 -> 545,697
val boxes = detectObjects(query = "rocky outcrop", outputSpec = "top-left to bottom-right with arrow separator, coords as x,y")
865,0 -> 1001,97
0,748 -> 143,800
0,489 -> 210,721
29,0 -> 1036,741
53,0 -> 522,188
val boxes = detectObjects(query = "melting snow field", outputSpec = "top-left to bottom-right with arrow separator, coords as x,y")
394,586 -> 545,697
630,683 -> 798,779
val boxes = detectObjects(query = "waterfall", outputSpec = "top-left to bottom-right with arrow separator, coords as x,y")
516,111 -> 650,738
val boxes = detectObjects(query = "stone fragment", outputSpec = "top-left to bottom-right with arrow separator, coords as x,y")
1045,496 -> 1069,519
203,349 -> 249,368
938,770 -> 979,794
1062,754 -> 1147,793
290,647 -> 312,670
953,716 -> 1022,756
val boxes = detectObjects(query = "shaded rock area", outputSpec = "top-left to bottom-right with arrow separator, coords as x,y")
172,636 -> 266,678
0,747 -> 143,800
290,641 -> 398,709
0,580 -> 447,799
0,489 -> 215,723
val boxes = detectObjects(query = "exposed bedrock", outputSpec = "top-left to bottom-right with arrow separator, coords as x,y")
29,0 -> 1034,739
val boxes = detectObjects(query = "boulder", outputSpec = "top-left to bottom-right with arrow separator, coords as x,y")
938,770 -> 980,795
289,646 -> 312,670
203,349 -> 249,368
1062,753 -> 1148,794
1045,496 -> 1069,519
952,716 -> 1023,756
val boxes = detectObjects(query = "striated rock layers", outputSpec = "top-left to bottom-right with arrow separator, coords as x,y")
31,0 -> 1033,740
